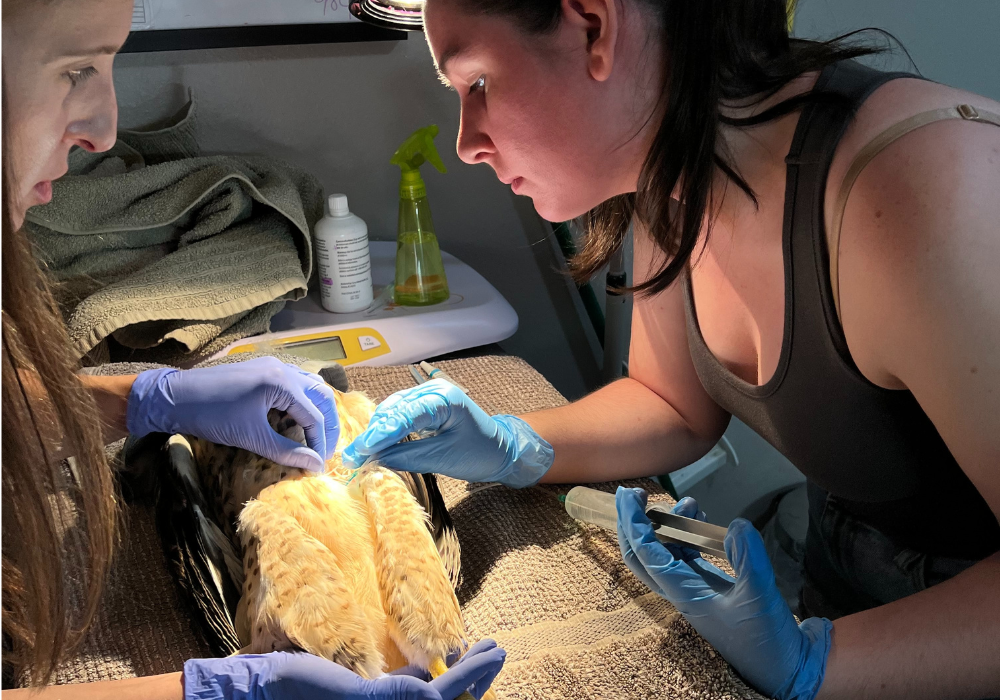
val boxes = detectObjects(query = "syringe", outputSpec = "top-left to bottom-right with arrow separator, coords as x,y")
562,486 -> 730,560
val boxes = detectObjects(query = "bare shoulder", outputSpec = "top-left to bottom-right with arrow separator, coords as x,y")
827,77 -> 1000,235
831,76 -> 1000,388
829,76 -> 1000,186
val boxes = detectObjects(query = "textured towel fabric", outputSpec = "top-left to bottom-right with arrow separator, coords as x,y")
44,356 -> 761,699
23,100 -> 323,366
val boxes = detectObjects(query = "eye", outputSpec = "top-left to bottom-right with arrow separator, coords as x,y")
65,66 -> 98,88
469,75 -> 486,95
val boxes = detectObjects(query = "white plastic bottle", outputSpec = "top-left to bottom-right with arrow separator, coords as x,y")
314,194 -> 373,313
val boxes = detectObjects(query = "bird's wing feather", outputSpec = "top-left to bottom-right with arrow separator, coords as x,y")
394,471 -> 462,589
350,465 -> 466,669
157,435 -> 242,656
239,487 -> 387,679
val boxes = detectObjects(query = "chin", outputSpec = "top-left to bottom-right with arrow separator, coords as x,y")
527,195 -> 596,224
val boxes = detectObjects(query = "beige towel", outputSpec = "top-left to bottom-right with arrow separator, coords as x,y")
24,100 -> 323,365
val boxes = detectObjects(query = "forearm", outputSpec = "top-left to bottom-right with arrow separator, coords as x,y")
18,370 -> 137,461
521,377 -> 722,483
817,552 -> 1000,700
4,672 -> 183,700
76,373 -> 137,447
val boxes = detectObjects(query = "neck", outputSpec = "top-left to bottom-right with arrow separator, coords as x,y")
711,72 -> 821,225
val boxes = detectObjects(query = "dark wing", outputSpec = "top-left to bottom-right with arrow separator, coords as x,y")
128,433 -> 243,656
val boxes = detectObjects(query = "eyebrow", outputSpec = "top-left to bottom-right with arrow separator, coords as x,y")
56,44 -> 122,60
435,46 -> 465,85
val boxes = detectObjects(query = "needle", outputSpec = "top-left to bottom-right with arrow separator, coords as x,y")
419,361 -> 468,393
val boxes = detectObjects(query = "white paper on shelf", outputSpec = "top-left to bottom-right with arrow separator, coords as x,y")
131,0 -> 358,32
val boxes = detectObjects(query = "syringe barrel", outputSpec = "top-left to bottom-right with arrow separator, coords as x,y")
564,486 -> 731,560
563,486 -> 619,531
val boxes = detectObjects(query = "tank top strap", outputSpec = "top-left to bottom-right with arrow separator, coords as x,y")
782,60 -> 920,378
828,104 -> 1000,320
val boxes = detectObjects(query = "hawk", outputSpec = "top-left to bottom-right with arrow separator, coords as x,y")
140,371 -> 488,695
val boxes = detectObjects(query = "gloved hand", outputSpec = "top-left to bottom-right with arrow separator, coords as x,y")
616,488 -> 832,700
184,639 -> 506,700
127,357 -> 339,472
341,379 -> 553,488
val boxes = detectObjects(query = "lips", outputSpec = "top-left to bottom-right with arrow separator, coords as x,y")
495,167 -> 525,194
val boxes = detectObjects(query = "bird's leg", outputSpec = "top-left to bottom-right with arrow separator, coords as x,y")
427,658 -> 497,700
428,658 -> 473,700
349,466 -> 467,670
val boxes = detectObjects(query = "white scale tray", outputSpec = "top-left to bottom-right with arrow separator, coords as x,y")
213,241 -> 518,367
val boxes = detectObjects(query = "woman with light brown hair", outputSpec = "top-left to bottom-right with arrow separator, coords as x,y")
0,0 -> 504,698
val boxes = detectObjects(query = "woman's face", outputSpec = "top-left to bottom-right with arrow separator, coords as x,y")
2,0 -> 132,228
424,0 -> 661,222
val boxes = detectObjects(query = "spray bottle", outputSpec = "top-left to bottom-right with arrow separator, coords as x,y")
390,125 -> 450,306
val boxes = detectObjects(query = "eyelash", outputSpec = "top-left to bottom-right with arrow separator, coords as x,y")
65,66 -> 98,88
469,75 -> 486,95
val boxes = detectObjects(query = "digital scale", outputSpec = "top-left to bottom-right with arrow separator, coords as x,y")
212,241 -> 518,366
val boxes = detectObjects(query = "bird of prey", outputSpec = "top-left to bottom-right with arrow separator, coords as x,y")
147,374 -> 487,692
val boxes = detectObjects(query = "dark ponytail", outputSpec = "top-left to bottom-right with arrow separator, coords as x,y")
449,0 -> 882,295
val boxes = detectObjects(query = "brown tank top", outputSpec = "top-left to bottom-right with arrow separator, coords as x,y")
683,60 -> 1000,559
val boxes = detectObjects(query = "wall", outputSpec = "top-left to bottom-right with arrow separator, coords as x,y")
794,0 -> 1000,100
113,37 -> 601,399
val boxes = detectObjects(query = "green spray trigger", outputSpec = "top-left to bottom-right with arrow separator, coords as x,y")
391,124 -> 447,175
391,125 -> 447,200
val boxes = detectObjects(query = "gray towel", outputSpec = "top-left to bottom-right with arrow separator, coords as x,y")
24,100 -> 323,366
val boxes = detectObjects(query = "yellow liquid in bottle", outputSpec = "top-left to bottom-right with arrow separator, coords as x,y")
394,231 -> 450,305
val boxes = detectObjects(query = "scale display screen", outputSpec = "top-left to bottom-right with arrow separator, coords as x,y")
280,335 -> 347,361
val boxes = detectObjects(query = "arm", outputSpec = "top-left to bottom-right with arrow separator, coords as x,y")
4,673 -> 182,700
613,113 -> 1000,700
77,373 -> 135,447
527,376 -> 722,483
1,642 -> 505,700
343,229 -> 729,486
62,359 -> 341,471
530,234 -> 729,481
14,371 -> 135,461
819,114 -> 1000,699
819,554 -> 1000,700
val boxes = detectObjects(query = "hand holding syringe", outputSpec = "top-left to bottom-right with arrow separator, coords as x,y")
562,486 -> 729,560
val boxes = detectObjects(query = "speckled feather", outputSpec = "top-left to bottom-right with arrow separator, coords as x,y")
179,388 -> 469,679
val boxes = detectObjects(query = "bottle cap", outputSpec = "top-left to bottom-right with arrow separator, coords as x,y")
328,194 -> 350,217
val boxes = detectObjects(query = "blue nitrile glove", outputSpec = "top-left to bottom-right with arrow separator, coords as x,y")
388,638 -> 507,699
127,357 -> 339,472
341,379 -> 553,488
616,488 -> 832,700
184,640 -> 506,700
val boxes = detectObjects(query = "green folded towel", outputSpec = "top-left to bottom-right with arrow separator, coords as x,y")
24,99 -> 323,366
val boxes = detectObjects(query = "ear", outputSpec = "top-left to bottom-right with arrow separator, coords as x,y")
561,0 -> 620,82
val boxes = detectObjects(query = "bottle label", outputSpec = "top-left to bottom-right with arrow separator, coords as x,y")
316,233 -> 372,307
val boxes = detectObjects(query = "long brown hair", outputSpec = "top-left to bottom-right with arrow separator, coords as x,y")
449,0 -> 883,295
2,81 -> 119,685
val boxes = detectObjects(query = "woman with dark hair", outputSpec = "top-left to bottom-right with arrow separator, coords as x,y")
346,0 -> 1000,697
1,0 -> 504,698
